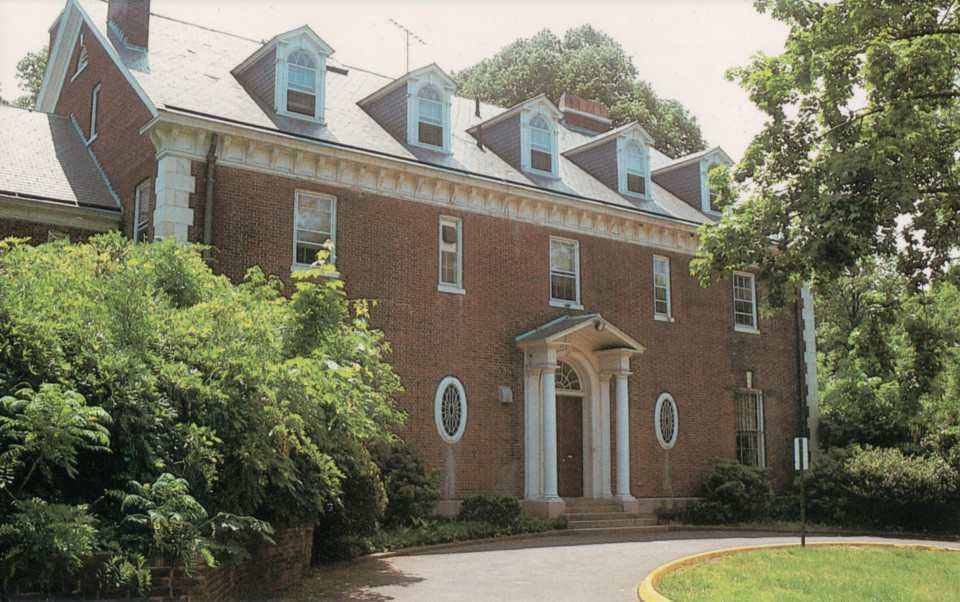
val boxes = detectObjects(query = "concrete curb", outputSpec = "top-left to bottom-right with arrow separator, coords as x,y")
367,527 -> 573,558
637,541 -> 960,601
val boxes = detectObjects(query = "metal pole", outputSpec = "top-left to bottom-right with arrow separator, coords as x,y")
800,463 -> 806,547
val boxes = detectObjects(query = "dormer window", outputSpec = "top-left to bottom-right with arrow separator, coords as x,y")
417,86 -> 443,147
530,116 -> 553,173
72,33 -> 88,81
623,142 -> 648,196
286,51 -> 317,117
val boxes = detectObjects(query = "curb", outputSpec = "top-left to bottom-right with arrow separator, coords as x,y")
368,527 -> 573,558
637,541 -> 960,602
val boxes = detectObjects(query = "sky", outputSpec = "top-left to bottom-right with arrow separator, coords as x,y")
0,0 -> 791,161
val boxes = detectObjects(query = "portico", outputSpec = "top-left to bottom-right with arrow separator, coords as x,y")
516,314 -> 644,517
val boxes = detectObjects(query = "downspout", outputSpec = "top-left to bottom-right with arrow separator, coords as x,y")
795,282 -> 819,459
202,133 -> 219,261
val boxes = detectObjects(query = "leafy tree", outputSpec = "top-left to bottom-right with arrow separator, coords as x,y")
693,0 -> 960,303
453,26 -> 705,158
0,46 -> 47,109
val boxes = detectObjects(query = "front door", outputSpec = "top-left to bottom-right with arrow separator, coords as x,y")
557,395 -> 583,497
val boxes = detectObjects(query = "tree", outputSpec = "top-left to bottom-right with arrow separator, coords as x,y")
692,1 -> 960,303
453,26 -> 706,158
1,46 -> 47,109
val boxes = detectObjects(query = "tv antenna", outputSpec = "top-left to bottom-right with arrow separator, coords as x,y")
389,18 -> 426,73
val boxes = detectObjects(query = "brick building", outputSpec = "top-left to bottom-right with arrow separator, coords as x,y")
3,0 -> 818,517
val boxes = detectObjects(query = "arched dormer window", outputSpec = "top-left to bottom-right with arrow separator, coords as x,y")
618,138 -> 651,199
529,115 -> 553,173
286,50 -> 317,117
417,86 -> 444,147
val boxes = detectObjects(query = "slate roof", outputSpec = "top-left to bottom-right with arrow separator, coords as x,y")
0,104 -> 118,210
75,0 -> 710,224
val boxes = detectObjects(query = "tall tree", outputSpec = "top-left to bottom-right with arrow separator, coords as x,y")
692,1 -> 960,304
452,26 -> 706,158
1,46 -> 47,109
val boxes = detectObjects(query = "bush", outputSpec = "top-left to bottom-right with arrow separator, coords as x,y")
682,460 -> 774,524
373,441 -> 442,527
457,496 -> 521,526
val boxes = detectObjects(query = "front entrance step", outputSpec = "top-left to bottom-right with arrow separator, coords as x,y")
563,499 -> 623,512
562,498 -> 659,533
566,517 -> 657,529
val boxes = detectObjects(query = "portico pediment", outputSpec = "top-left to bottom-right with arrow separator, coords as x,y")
515,313 -> 644,355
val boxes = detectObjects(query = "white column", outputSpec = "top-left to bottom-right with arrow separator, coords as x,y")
600,373 -> 612,498
541,365 -> 559,499
615,373 -> 634,500
523,366 -> 542,499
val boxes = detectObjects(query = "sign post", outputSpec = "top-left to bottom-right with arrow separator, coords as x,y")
794,437 -> 809,547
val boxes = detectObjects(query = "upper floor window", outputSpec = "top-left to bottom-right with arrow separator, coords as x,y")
529,115 -> 553,173
417,86 -> 444,148
438,216 -> 463,293
735,389 -> 764,467
653,255 -> 671,320
622,142 -> 648,197
550,237 -> 580,308
134,179 -> 151,242
73,33 -> 88,80
294,191 -> 336,266
88,84 -> 100,143
286,51 -> 317,117
733,271 -> 757,332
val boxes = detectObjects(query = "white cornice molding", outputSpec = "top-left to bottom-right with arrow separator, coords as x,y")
142,111 -> 702,256
0,195 -> 121,232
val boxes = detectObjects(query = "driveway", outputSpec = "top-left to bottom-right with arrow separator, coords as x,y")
280,530 -> 960,601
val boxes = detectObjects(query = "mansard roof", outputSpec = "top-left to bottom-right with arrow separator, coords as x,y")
58,0 -> 723,226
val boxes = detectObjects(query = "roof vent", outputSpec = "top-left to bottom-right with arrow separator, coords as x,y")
558,93 -> 611,134
108,0 -> 150,51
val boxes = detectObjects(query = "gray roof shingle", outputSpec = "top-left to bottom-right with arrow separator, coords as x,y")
0,104 -> 118,210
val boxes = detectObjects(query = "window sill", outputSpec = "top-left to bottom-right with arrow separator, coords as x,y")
291,264 -> 340,279
437,284 -> 465,295
620,189 -> 651,201
71,64 -> 87,82
654,314 -> 674,323
734,324 -> 761,335
550,299 -> 583,311
86,133 -> 97,146
277,109 -> 325,125
409,139 -> 450,154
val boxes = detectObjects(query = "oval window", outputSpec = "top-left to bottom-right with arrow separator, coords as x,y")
655,393 -> 678,450
435,376 -> 467,443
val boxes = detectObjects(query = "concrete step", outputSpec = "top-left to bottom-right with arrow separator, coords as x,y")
571,524 -> 669,536
565,511 -> 646,521
563,499 -> 622,511
567,517 -> 657,530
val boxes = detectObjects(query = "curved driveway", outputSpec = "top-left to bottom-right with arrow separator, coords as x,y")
282,530 -> 960,601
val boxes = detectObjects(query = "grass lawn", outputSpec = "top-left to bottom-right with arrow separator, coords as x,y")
655,544 -> 960,601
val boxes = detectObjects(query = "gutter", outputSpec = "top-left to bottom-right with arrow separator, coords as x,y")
202,134 -> 219,261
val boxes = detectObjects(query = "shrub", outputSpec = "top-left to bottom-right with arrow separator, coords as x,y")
373,441 -> 442,527
457,496 -> 521,526
683,459 -> 774,524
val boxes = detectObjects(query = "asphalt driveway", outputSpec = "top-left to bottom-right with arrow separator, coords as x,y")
279,530 -> 960,601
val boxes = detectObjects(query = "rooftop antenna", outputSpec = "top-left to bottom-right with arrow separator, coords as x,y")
389,18 -> 426,73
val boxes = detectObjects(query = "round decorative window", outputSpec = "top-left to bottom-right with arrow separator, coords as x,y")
555,361 -> 581,392
435,376 -> 467,443
654,393 -> 678,450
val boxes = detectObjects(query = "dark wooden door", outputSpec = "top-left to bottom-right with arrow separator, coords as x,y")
557,395 -> 583,498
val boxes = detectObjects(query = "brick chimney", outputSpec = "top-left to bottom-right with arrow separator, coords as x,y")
558,93 -> 611,135
108,0 -> 150,50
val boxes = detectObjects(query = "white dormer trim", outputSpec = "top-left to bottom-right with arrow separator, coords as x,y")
614,125 -> 655,201
270,29 -> 334,124
404,65 -> 456,154
520,98 -> 563,178
697,147 -> 734,216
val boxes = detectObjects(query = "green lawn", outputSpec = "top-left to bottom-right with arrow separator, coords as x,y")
655,544 -> 960,601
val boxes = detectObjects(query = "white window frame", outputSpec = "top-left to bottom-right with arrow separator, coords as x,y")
438,216 -> 464,294
700,161 -> 722,216
521,111 -> 558,178
733,270 -> 759,333
292,191 -> 337,270
655,392 -> 678,450
653,255 -> 672,321
88,83 -> 100,144
618,138 -> 651,200
71,33 -> 88,81
133,179 -> 150,243
407,80 -> 452,153
275,46 -> 326,123
435,376 -> 467,444
549,237 -> 582,309
735,389 -> 765,467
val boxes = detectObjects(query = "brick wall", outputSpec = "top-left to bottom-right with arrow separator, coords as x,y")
54,22 -> 158,241
0,217 -> 102,244
198,163 -> 802,498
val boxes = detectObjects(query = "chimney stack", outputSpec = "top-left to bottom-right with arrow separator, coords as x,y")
108,0 -> 150,50
558,93 -> 611,135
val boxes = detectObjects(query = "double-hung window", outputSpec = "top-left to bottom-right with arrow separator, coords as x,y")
550,237 -> 580,307
735,389 -> 765,467
653,255 -> 671,320
418,87 -> 443,148
530,116 -> 552,173
624,142 -> 647,196
133,179 -> 151,242
294,191 -> 336,266
287,51 -> 317,117
438,216 -> 463,293
733,271 -> 757,331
